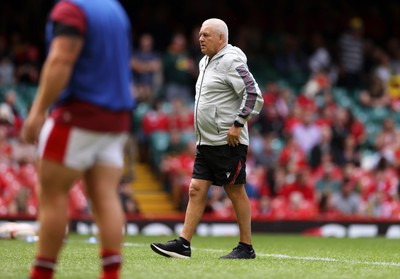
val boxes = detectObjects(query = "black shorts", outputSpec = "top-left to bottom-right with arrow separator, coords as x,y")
192,144 -> 247,186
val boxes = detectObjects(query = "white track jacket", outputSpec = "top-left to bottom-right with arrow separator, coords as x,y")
194,44 -> 264,146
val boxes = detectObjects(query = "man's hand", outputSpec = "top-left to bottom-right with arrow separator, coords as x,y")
227,125 -> 242,147
21,112 -> 46,145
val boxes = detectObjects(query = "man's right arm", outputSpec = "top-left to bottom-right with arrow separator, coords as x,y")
30,36 -> 83,115
22,2 -> 85,143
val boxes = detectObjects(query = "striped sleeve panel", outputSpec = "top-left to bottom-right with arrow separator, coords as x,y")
236,64 -> 258,119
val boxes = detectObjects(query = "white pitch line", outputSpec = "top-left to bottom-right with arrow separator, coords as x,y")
123,242 -> 400,267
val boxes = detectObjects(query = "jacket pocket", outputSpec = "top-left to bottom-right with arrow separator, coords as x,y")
215,107 -> 220,133
197,104 -> 219,136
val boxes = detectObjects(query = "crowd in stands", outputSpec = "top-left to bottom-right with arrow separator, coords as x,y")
2,3 -> 400,220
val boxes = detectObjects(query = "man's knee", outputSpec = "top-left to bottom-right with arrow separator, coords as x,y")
225,184 -> 247,201
188,180 -> 208,200
188,182 -> 201,198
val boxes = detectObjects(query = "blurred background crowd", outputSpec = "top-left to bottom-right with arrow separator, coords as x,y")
2,0 -> 400,220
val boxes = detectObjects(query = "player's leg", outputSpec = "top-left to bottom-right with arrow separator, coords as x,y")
30,159 -> 81,279
220,184 -> 255,259
84,164 -> 124,253
84,133 -> 127,279
150,178 -> 211,258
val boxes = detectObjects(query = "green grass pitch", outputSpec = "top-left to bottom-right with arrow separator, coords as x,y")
1,234 -> 400,278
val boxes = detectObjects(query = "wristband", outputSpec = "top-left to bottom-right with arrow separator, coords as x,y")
233,120 -> 244,128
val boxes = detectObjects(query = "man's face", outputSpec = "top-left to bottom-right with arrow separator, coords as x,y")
199,24 -> 222,58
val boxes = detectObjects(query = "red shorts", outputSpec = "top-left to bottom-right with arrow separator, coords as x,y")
37,118 -> 128,170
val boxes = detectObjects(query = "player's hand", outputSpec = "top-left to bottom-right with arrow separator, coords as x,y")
21,112 -> 46,145
227,125 -> 242,147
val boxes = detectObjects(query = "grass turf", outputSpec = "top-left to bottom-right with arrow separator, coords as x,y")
1,234 -> 400,278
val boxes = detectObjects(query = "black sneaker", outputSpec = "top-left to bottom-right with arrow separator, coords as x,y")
219,243 -> 256,259
150,239 -> 191,259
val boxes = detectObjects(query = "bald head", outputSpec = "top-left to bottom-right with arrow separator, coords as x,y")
199,18 -> 229,58
202,18 -> 229,44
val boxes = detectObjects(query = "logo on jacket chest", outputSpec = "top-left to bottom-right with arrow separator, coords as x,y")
213,61 -> 220,71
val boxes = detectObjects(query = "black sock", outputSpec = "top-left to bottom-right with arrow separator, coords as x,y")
239,242 -> 253,250
179,237 -> 190,246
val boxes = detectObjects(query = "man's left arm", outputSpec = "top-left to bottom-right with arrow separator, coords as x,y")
226,62 -> 263,146
228,63 -> 264,126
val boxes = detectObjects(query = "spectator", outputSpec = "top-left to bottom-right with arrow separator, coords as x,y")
0,56 -> 15,85
159,131 -> 187,193
163,32 -> 196,103
165,130 -> 186,156
337,17 -> 366,93
318,192 -> 337,218
360,159 -> 398,201
253,134 -> 279,170
262,81 -> 290,119
375,118 -> 399,163
312,152 -> 343,183
245,156 -> 267,199
142,99 -> 169,137
131,33 -> 162,102
15,44 -> 39,85
284,191 -> 318,219
278,170 -> 315,203
308,32 -> 331,75
3,89 -> 23,136
309,126 -> 332,170
362,192 -> 393,219
331,179 -> 361,216
255,195 -> 274,218
292,109 -> 322,154
278,134 -> 308,170
167,98 -> 194,137
141,99 -> 170,169
330,107 -> 365,165
341,135 -> 361,166
274,33 -> 308,84
0,102 -> 15,137
304,32 -> 334,98
283,102 -> 302,135
314,162 -> 341,205
373,48 -> 392,86
359,75 -> 390,108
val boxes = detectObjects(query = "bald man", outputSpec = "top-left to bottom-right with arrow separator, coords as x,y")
151,18 -> 263,259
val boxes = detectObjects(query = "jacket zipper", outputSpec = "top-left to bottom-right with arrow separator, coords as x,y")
195,57 -> 210,145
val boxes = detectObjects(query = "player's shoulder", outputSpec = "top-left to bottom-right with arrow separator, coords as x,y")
51,0 -> 84,17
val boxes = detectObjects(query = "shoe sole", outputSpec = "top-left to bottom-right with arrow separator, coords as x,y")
150,244 -> 191,259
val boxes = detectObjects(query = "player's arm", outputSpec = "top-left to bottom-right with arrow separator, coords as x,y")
22,1 -> 85,144
22,33 -> 83,144
30,34 -> 83,115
